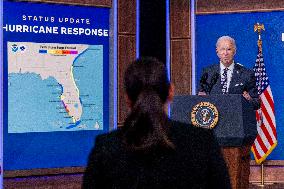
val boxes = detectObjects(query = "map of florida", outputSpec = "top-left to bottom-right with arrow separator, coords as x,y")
8,42 -> 88,124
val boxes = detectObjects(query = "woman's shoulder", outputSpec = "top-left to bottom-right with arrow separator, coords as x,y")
171,120 -> 212,134
93,129 -> 124,153
170,120 -> 215,142
96,129 -> 121,142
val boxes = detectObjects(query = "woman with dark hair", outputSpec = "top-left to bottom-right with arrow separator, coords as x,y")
82,57 -> 231,189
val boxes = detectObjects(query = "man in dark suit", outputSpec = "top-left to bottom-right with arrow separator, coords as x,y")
197,36 -> 260,189
198,36 -> 259,109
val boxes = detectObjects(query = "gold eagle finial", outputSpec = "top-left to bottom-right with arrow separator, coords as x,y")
254,23 -> 265,53
254,23 -> 265,34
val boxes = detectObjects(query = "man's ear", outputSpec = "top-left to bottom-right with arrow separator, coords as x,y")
168,84 -> 175,102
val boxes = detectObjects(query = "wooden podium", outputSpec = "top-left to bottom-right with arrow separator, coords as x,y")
171,94 -> 257,189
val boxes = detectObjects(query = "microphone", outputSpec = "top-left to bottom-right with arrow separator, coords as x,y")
208,73 -> 219,94
200,73 -> 209,93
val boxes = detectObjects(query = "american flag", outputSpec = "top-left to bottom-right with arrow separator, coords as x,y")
251,51 -> 277,164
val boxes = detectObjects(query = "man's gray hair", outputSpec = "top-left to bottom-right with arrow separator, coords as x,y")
216,36 -> 236,50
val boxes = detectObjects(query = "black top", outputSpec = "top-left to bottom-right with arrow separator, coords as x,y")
82,120 -> 231,189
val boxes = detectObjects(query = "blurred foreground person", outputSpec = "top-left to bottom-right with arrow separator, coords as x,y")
82,57 -> 231,189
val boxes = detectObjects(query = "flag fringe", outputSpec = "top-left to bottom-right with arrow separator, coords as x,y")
251,141 -> 277,164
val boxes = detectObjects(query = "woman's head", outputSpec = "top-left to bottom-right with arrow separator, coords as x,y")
124,57 -> 170,105
123,57 -> 174,151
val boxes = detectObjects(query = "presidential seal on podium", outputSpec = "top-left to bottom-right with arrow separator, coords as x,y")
191,102 -> 219,129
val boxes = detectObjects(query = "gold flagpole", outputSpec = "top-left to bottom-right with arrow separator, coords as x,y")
260,163 -> 265,187
254,22 -> 265,188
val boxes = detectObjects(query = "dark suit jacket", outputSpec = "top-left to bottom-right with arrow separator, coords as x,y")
82,120 -> 231,189
198,63 -> 260,109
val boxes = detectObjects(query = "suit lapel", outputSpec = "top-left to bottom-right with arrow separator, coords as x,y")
210,64 -> 222,94
229,64 -> 242,93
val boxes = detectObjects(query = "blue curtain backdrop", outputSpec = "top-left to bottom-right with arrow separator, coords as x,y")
196,11 -> 284,160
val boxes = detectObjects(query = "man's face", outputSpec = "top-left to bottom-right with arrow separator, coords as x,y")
216,40 -> 236,67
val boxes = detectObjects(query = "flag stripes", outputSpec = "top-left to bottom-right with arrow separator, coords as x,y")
251,52 -> 277,164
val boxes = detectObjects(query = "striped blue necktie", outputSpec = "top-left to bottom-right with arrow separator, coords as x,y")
221,68 -> 229,94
